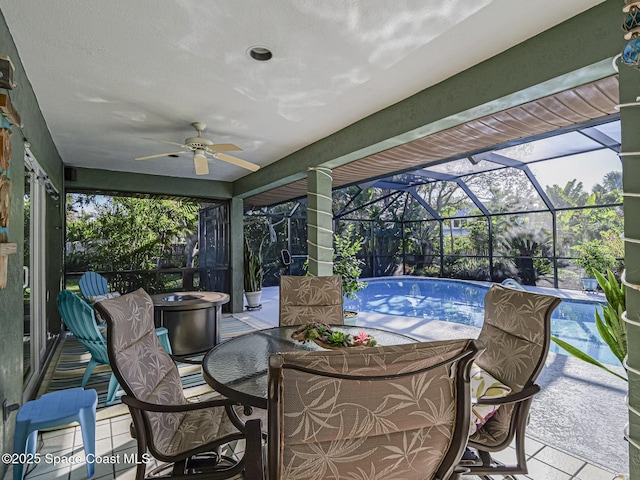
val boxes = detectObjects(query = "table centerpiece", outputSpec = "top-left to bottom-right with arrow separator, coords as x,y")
291,322 -> 378,349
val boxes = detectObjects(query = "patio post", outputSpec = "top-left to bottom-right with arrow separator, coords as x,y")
230,196 -> 244,313
307,167 -> 333,276
620,61 -> 640,479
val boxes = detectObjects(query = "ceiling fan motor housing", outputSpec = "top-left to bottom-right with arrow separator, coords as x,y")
185,136 -> 213,150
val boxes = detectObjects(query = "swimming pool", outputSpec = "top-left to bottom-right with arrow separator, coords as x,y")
343,277 -> 616,365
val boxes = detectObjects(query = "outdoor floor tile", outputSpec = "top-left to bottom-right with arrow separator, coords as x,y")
113,447 -> 138,472
110,417 -> 132,436
26,453 -> 73,479
111,432 -> 136,452
525,436 -> 545,455
95,422 -> 112,441
489,445 -> 518,466
525,457 -> 572,480
114,468 -> 138,480
69,461 -> 96,480
575,463 -> 621,480
39,431 -> 76,453
29,463 -> 71,479
533,445 -> 585,475
41,426 -> 77,440
94,437 -> 114,456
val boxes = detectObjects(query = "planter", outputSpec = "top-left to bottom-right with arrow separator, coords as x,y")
343,310 -> 358,326
291,322 -> 378,349
244,290 -> 262,309
582,278 -> 599,292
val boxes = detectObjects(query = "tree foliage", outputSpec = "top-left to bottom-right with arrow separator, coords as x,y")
66,194 -> 200,271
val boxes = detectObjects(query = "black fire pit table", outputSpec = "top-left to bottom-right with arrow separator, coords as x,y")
150,291 -> 230,356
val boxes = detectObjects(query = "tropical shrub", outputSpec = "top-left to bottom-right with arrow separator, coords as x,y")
333,225 -> 367,300
244,237 -> 264,292
573,240 -> 616,278
551,270 -> 627,381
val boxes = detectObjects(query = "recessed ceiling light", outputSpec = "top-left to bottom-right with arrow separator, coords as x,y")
248,46 -> 273,61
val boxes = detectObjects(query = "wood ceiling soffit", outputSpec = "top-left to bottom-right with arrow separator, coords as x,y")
499,107 -> 559,138
562,79 -> 619,112
245,76 -> 620,208
447,125 -> 504,147
458,119 -> 506,138
575,85 -> 620,111
536,97 -> 599,123
558,90 -> 612,117
476,112 -> 529,138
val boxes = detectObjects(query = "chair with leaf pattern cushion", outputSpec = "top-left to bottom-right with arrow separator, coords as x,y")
465,284 -> 561,478
95,288 -> 263,480
279,275 -> 343,326
267,338 -> 483,480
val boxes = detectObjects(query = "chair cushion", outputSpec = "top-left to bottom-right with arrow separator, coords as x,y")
275,340 -> 476,480
157,398 -> 239,457
469,364 -> 512,435
469,284 -> 560,448
98,289 -> 189,454
280,275 -> 344,326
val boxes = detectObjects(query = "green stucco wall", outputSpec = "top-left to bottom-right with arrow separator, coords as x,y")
0,10 -> 65,478
69,167 -> 233,200
620,62 -> 640,478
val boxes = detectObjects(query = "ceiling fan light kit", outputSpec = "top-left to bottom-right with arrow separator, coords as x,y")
193,150 -> 209,175
135,122 -> 260,175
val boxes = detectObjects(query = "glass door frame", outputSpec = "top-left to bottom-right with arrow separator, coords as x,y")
22,148 -> 54,400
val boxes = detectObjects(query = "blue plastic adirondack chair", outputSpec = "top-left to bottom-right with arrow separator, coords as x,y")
56,290 -> 120,405
78,271 -> 109,302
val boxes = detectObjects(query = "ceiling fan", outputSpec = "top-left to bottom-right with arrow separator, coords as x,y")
135,122 -> 260,175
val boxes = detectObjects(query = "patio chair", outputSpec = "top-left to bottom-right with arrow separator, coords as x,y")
56,290 -> 120,405
95,288 -> 263,480
57,290 -> 173,406
279,275 -> 343,326
266,338 -> 483,480
78,271 -> 109,302
465,284 -> 561,478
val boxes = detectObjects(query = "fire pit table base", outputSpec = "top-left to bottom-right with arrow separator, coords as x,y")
151,291 -> 230,356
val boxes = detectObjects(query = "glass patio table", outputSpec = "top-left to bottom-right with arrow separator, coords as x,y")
202,325 -> 416,409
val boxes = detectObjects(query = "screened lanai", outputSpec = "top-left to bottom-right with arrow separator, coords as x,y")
245,117 -> 623,291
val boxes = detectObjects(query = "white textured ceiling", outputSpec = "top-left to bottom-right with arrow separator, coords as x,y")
0,0 -> 605,182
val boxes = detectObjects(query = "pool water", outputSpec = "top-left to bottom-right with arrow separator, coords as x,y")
343,277 -> 617,366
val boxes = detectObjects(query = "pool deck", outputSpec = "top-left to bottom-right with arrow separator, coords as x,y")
235,285 -> 629,479
511,283 -> 606,303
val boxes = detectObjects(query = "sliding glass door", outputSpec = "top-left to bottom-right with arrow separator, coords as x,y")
23,150 -> 49,400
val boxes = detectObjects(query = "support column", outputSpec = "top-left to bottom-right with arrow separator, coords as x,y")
620,61 -> 640,479
307,167 -> 333,276
229,196 -> 244,313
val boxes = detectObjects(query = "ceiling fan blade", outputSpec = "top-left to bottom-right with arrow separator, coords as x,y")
206,143 -> 243,153
213,152 -> 260,172
159,140 -> 190,149
135,151 -> 185,160
142,137 -> 189,149
194,153 -> 209,175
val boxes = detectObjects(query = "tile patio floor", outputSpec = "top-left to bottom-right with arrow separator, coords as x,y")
1,413 -> 623,480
